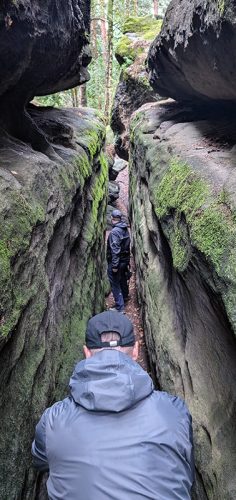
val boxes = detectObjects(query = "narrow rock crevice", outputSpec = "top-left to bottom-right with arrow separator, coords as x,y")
129,101 -> 236,498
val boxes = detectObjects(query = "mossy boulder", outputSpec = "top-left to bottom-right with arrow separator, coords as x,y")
130,100 -> 236,499
111,15 -> 162,160
0,106 -> 108,499
123,15 -> 162,41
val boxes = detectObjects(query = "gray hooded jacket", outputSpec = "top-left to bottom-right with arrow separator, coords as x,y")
32,350 -> 194,499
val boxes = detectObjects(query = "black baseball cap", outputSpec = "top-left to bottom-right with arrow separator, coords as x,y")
111,209 -> 122,219
86,311 -> 135,349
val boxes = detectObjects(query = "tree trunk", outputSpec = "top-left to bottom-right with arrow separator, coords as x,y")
80,84 -> 87,107
90,18 -> 98,59
71,88 -> 79,107
132,0 -> 138,15
125,0 -> 130,16
100,0 -> 107,64
153,0 -> 159,17
71,88 -> 76,107
104,0 -> 113,122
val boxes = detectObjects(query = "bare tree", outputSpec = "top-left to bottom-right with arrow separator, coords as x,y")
80,84 -> 87,107
71,87 -> 79,107
104,0 -> 114,121
153,0 -> 159,16
100,0 -> 108,64
132,0 -> 138,15
125,0 -> 130,15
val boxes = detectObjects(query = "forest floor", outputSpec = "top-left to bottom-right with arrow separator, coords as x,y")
105,165 -> 150,372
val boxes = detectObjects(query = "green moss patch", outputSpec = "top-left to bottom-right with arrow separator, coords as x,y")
154,158 -> 236,272
218,0 -> 225,15
115,35 -> 136,63
116,16 -> 162,67
123,16 -> 162,39
84,152 -> 108,244
0,191 -> 45,327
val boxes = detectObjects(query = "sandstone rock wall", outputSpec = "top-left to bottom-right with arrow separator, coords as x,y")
0,0 -> 90,99
130,101 -> 236,499
148,0 -> 236,103
0,1 -> 91,156
0,107 -> 108,500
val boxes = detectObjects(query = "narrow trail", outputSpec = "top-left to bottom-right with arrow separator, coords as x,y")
106,165 -> 150,372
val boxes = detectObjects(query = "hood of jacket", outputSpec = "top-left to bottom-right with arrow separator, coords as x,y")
113,220 -> 128,229
69,349 -> 153,412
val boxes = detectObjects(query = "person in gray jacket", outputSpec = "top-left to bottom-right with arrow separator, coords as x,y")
32,311 -> 194,500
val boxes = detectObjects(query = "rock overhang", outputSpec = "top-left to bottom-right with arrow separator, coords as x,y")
147,0 -> 236,105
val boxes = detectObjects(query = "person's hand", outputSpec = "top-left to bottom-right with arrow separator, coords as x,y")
112,268 -> 118,273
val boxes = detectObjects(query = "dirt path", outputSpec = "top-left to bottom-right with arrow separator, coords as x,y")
106,165 -> 150,372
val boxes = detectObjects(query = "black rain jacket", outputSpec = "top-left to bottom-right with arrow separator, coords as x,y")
107,220 -> 130,269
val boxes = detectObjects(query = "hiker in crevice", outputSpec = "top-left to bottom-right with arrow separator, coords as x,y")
107,209 -> 131,313
32,311 -> 194,500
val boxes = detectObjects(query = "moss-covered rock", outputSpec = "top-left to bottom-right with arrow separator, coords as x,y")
0,106 -> 108,499
130,100 -> 236,499
115,35 -> 136,65
123,15 -> 162,40
154,158 -> 236,275
111,15 -> 162,160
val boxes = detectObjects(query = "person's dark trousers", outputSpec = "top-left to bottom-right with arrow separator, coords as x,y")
107,263 -> 125,311
119,261 -> 129,300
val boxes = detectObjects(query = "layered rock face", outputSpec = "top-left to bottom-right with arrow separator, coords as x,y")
130,102 -> 236,499
0,107 -> 108,499
0,1 -> 91,156
111,16 -> 162,160
148,0 -> 236,103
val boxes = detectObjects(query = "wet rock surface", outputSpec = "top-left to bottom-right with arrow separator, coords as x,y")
130,100 -> 236,499
0,107 -> 108,500
148,0 -> 236,104
0,1 -> 91,155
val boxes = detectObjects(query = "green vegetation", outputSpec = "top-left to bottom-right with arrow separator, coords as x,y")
54,152 -> 108,397
115,15 -> 162,67
0,112 -> 106,339
123,15 -> 162,40
155,159 -> 209,220
154,158 -> 236,273
84,152 -> 108,243
218,0 -> 225,15
115,35 -> 136,62
35,90 -> 72,108
192,205 -> 231,267
58,118 -> 105,196
34,1 -> 170,115
91,152 -> 108,222
0,192 -> 46,337
143,21 -> 163,41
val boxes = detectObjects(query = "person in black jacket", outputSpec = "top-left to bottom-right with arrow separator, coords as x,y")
107,209 -> 131,312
